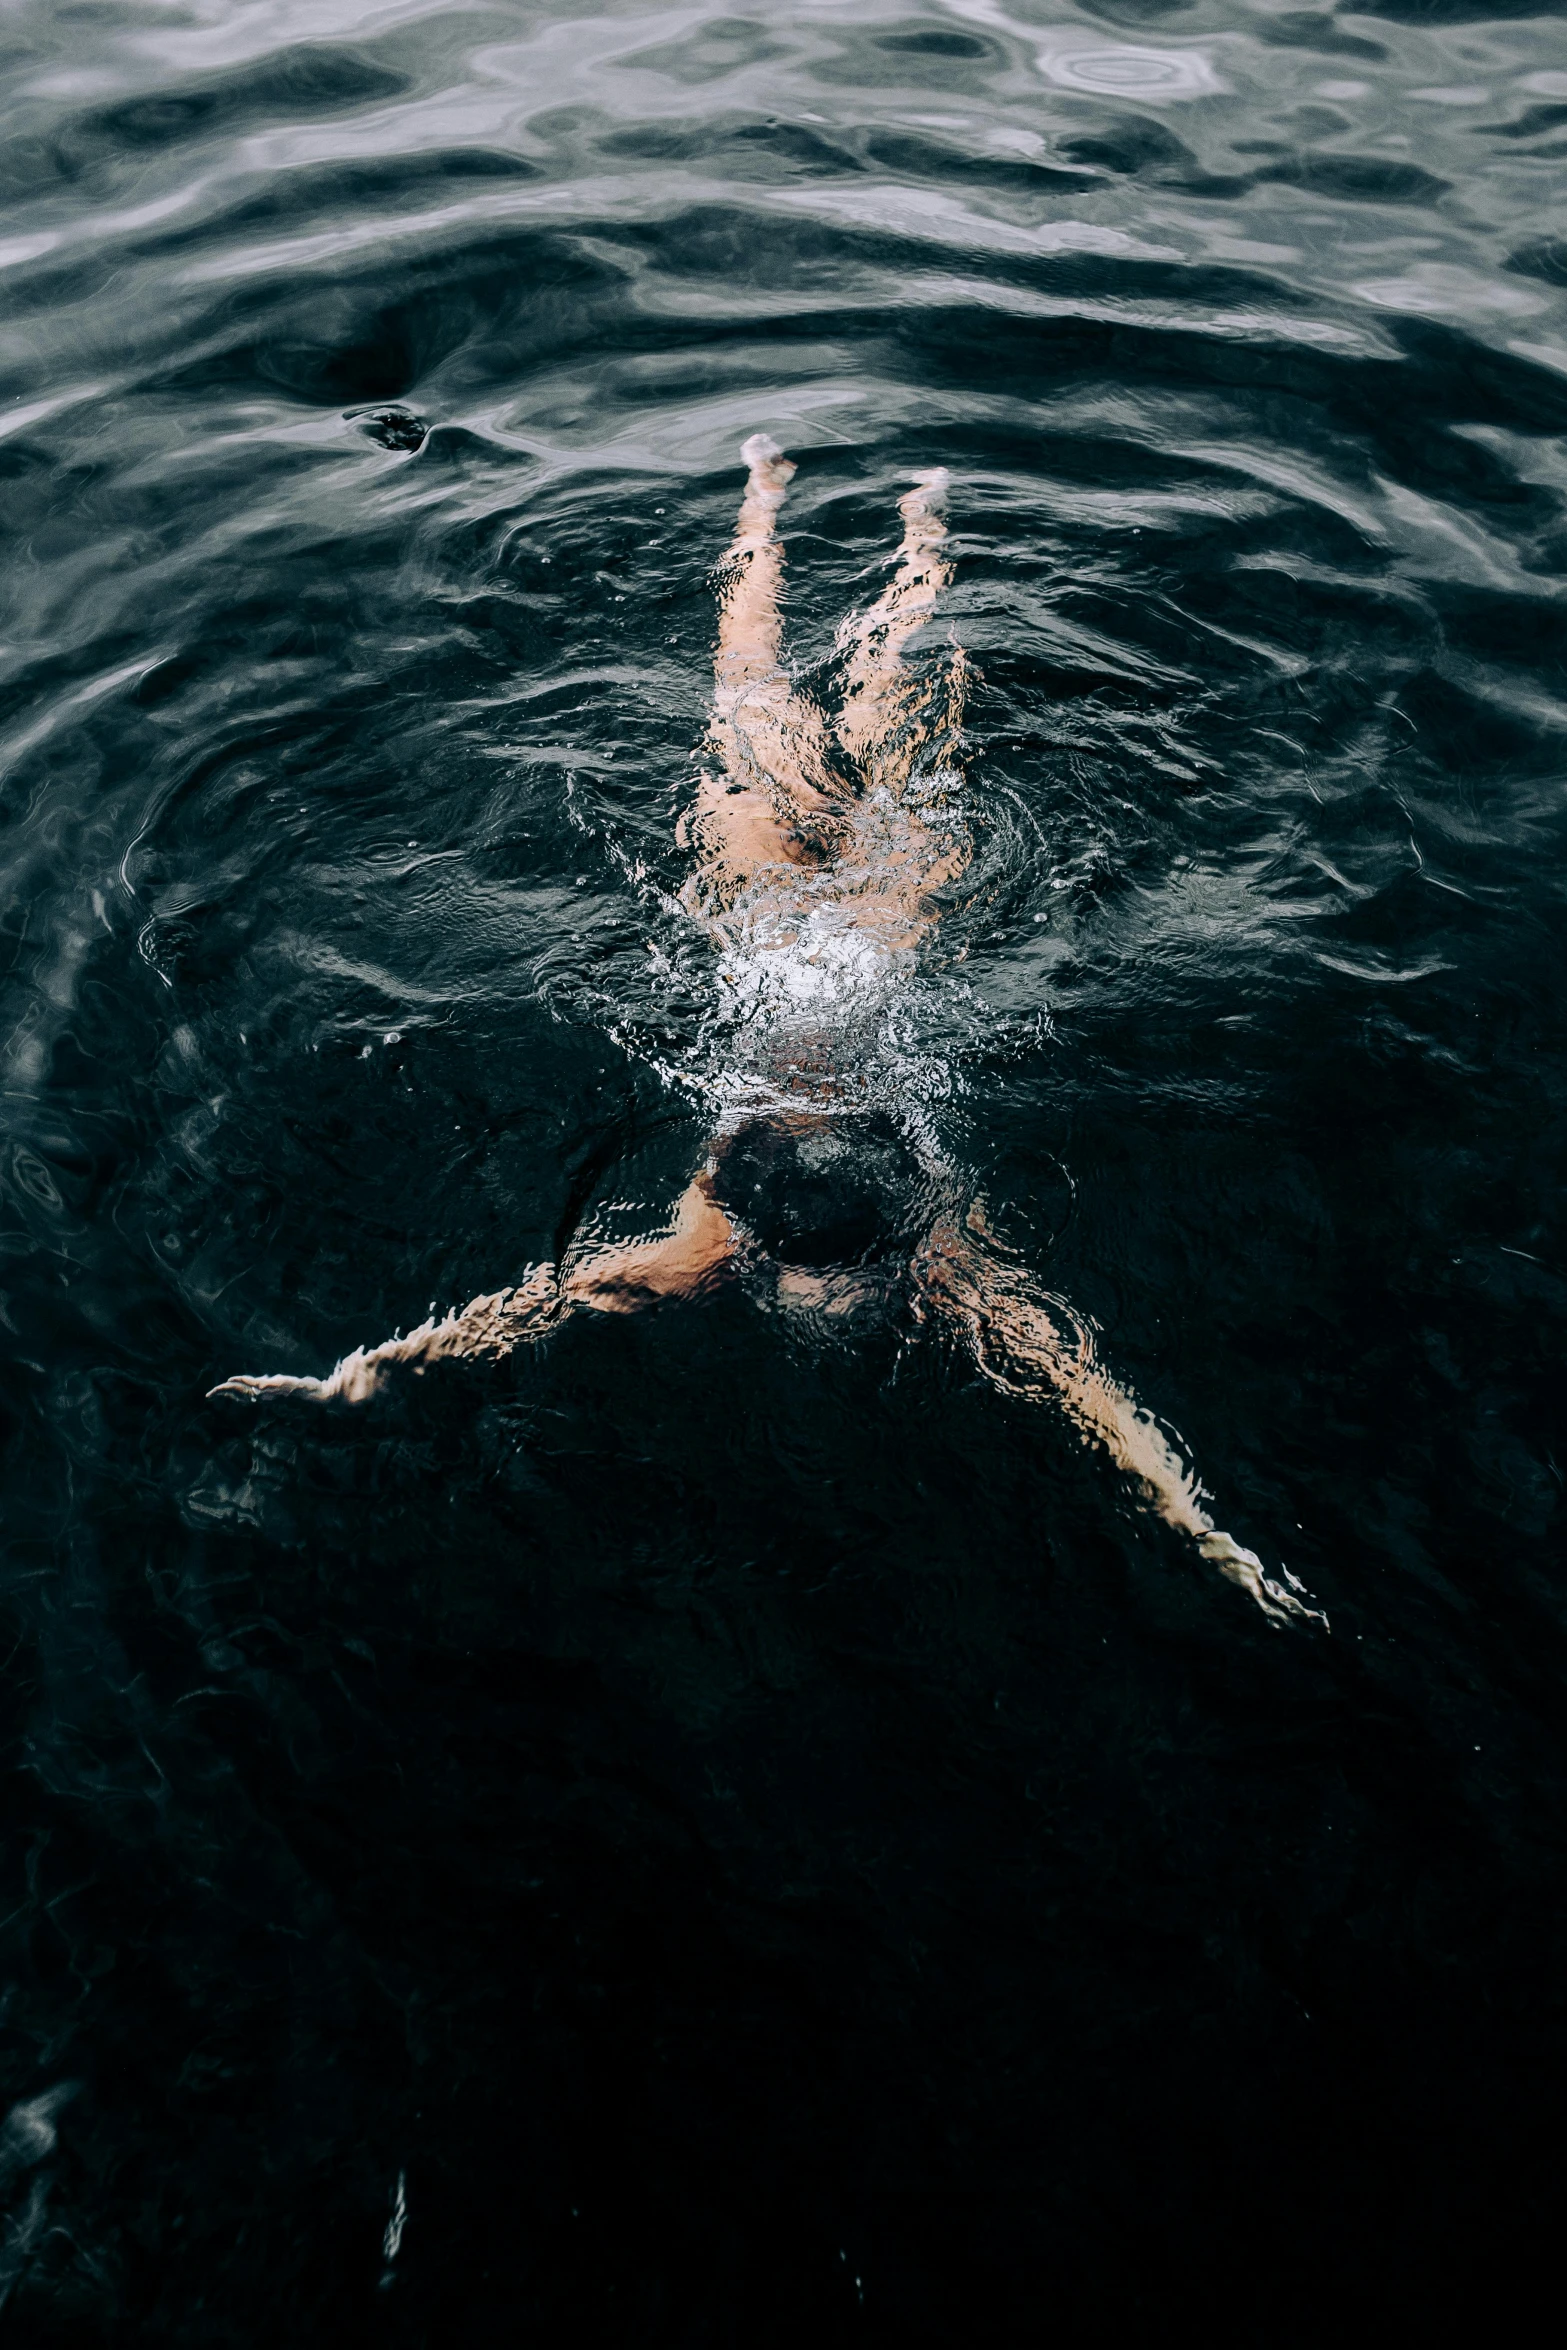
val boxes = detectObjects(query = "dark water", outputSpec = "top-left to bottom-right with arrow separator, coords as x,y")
3,0 -> 1567,2337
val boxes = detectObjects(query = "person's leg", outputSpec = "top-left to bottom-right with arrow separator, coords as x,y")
680,436 -> 843,903
836,468 -> 963,793
821,468 -> 971,953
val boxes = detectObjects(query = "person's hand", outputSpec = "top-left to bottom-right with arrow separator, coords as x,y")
209,1263 -> 565,1406
1198,1529 -> 1326,1629
209,1369 -> 335,1403
209,1345 -> 401,1406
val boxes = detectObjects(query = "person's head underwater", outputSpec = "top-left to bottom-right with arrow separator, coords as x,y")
708,1110 -> 933,1268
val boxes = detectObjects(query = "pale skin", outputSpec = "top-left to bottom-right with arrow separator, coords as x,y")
213,436 -> 1319,1629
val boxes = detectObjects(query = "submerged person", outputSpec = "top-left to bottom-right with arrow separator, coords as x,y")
214,436 -> 1319,1629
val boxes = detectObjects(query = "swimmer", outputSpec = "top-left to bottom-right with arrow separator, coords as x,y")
213,436 -> 1320,1630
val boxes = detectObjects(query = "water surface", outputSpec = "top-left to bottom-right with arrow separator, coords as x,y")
2,0 -> 1566,2338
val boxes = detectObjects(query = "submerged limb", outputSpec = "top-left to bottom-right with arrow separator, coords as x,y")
914,1221 -> 1324,1629
682,445 -> 971,954
210,1180 -> 737,1407
835,468 -> 962,789
823,468 -> 973,951
682,435 -> 843,903
208,1262 -> 566,1405
563,1174 -> 736,1312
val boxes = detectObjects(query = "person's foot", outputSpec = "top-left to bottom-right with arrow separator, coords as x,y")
901,466 -> 951,524
741,431 -> 796,506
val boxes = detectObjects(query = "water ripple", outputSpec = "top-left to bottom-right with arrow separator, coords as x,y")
1,0 -> 1565,2337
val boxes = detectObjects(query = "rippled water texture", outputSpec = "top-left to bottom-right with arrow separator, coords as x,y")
3,0 -> 1567,2338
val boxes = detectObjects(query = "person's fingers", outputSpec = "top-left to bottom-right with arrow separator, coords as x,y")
208,1371 -> 329,1402
1199,1529 -> 1327,1629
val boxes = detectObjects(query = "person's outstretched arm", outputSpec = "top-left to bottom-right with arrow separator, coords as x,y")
914,1217 -> 1323,1628
210,1178 -> 736,1405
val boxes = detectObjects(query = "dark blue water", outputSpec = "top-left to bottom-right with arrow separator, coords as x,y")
3,1 -> 1566,2338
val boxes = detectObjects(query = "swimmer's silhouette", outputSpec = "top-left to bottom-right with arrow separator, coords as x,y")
214,436 -> 1318,1627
